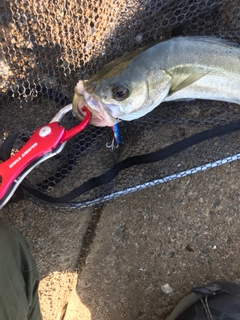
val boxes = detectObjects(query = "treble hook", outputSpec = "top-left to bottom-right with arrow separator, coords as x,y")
106,123 -> 122,150
106,138 -> 119,151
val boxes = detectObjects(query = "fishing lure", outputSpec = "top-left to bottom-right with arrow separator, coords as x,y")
106,123 -> 122,150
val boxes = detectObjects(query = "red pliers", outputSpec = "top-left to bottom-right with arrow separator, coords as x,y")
0,104 -> 92,209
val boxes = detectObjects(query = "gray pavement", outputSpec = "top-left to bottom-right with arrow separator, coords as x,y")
0,160 -> 240,319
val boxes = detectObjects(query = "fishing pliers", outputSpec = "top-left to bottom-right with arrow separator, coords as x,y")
0,104 -> 92,209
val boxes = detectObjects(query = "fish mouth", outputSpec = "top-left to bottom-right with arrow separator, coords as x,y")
72,85 -> 118,127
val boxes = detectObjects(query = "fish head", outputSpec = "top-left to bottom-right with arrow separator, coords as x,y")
72,80 -> 120,127
73,78 -> 149,127
72,48 -> 171,126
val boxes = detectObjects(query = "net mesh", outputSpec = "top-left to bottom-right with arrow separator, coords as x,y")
0,0 -> 240,207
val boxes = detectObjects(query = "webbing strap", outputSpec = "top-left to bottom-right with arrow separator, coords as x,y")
20,120 -> 240,205
0,133 -> 19,161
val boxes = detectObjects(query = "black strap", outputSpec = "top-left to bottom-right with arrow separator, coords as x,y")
21,120 -> 240,204
0,133 -> 19,161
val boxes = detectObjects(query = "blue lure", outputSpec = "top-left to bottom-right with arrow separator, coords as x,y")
112,123 -> 122,145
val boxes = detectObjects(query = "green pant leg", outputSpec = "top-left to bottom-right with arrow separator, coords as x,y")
0,221 -> 42,320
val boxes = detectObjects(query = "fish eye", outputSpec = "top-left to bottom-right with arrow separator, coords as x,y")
112,84 -> 129,101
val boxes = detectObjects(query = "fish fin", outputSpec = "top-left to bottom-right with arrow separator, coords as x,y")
169,65 -> 210,94
170,73 -> 207,93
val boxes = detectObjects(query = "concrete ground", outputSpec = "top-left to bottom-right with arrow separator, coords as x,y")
0,160 -> 240,319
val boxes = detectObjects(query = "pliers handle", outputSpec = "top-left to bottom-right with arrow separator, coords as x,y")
0,104 -> 91,209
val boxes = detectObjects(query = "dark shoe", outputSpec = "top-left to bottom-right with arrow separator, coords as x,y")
166,281 -> 240,320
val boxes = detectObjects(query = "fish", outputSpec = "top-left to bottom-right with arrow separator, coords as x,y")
72,36 -> 240,127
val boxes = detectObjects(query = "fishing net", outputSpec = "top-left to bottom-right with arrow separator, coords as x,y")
0,0 -> 240,207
